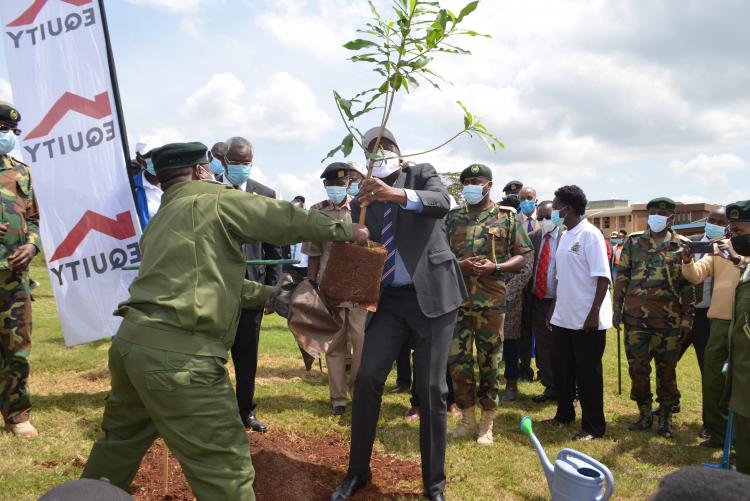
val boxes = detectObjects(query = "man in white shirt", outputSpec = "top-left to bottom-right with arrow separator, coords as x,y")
545,185 -> 612,441
134,136 -> 164,224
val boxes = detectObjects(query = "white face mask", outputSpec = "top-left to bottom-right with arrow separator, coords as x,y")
648,214 -> 669,233
540,218 -> 556,234
370,156 -> 400,179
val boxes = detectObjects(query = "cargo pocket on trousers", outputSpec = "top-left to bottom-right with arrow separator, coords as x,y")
144,370 -> 191,392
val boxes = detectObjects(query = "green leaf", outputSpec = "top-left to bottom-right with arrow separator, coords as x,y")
457,1 -> 479,23
409,0 -> 418,15
334,91 -> 354,121
342,134 -> 355,156
343,38 -> 379,50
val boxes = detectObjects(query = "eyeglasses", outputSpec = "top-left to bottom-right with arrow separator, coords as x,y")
0,126 -> 22,136
536,216 -> 551,221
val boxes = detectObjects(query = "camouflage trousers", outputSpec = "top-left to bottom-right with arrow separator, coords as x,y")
0,270 -> 32,424
448,304 -> 505,411
625,326 -> 681,407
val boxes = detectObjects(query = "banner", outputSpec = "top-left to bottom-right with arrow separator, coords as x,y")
0,0 -> 141,346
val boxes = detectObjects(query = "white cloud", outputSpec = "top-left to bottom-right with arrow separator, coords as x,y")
127,0 -> 210,13
669,153 -> 746,185
163,71 -> 333,143
0,78 -> 12,102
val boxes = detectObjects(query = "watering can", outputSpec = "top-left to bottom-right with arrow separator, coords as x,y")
520,416 -> 614,501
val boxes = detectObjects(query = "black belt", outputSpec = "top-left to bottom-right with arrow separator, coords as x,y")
385,284 -> 416,291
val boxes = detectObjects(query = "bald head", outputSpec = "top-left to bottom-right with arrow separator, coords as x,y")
519,187 -> 537,202
707,206 -> 727,227
224,136 -> 253,163
211,142 -> 227,158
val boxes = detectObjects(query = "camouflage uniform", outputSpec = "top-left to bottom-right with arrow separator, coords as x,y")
0,154 -> 40,425
613,229 -> 694,408
446,203 -> 532,410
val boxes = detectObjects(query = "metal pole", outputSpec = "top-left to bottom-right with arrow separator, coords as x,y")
97,0 -> 142,227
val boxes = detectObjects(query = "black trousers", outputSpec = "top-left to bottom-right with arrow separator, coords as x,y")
679,307 -> 709,372
348,287 -> 457,497
552,326 -> 606,437
531,297 -> 555,393
519,293 -> 534,371
395,344 -> 412,387
502,339 -> 519,380
231,308 -> 263,418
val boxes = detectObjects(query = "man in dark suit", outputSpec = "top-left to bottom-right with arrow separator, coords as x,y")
221,136 -> 282,432
526,201 -> 560,403
330,128 -> 467,501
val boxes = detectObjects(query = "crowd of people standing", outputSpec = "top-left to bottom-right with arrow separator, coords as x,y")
2,101 -> 749,500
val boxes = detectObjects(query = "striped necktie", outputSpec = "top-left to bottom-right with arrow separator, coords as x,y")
380,202 -> 396,288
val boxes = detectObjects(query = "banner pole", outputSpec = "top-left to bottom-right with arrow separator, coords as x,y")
97,0 -> 142,227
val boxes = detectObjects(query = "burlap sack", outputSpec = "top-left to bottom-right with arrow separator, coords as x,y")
319,241 -> 387,311
288,279 -> 344,358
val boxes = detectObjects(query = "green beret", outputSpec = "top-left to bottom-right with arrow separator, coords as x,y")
460,164 -> 492,183
151,142 -> 208,173
321,162 -> 349,181
647,197 -> 677,212
0,102 -> 21,124
727,200 -> 750,222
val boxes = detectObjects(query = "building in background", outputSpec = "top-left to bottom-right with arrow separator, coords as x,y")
586,200 -> 720,237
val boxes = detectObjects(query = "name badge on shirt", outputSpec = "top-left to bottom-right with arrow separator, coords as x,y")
569,242 -> 582,255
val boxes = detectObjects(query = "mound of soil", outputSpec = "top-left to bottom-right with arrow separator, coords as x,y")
130,428 -> 422,500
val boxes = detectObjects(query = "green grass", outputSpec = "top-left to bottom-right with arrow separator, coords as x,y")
0,260 -> 722,500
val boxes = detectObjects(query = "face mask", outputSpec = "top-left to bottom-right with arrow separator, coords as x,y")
730,234 -> 750,256
704,222 -> 726,240
648,214 -> 669,233
370,156 -> 400,178
226,164 -> 251,185
347,182 -> 360,197
0,131 -> 17,155
611,239 -> 622,245
519,199 -> 536,216
209,158 -> 224,176
325,186 -> 347,205
144,158 -> 156,176
462,185 -> 486,206
551,209 -> 565,227
540,218 -> 556,234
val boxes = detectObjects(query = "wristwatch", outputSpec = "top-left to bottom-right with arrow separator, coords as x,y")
495,263 -> 503,274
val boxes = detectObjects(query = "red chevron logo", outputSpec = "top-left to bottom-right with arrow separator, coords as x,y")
7,0 -> 92,27
24,91 -> 111,140
50,210 -> 137,262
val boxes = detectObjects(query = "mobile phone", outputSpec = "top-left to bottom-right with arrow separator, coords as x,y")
691,241 -> 714,255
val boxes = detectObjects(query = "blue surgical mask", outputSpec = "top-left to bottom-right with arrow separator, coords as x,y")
326,186 -> 347,205
0,130 -> 18,155
145,158 -> 156,176
551,209 -> 565,227
209,158 -> 224,176
704,222 -> 726,240
347,182 -> 360,197
226,164 -> 251,185
462,185 -> 486,206
648,214 -> 669,233
519,199 -> 536,216
611,239 -> 623,245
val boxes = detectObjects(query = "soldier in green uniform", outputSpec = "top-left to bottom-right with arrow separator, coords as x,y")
613,197 -> 694,439
0,102 -> 41,438
724,200 -> 750,474
446,164 -> 531,445
81,142 -> 369,500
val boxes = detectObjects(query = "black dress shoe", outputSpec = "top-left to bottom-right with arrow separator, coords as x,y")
242,413 -> 267,433
388,384 -> 410,394
332,405 -> 346,416
699,427 -> 711,440
571,432 -> 599,441
330,471 -> 371,500
532,392 -> 556,403
540,418 -> 569,427
425,493 -> 445,501
299,346 -> 315,371
518,366 -> 535,382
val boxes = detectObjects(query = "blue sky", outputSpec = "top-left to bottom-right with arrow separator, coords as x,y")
1,0 -> 749,206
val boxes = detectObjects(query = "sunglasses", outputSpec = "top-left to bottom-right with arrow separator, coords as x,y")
0,125 -> 22,136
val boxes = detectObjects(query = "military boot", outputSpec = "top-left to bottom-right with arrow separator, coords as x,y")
502,380 -> 518,402
657,409 -> 674,439
450,406 -> 477,439
628,403 -> 653,431
6,421 -> 38,437
476,409 -> 495,446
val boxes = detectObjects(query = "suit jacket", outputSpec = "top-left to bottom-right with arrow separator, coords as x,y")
689,233 -> 706,305
351,163 -> 467,318
525,228 -> 561,300
239,179 -> 282,286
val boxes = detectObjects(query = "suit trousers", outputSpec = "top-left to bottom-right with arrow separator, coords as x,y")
326,307 -> 366,407
678,307 -> 709,371
519,294 -> 533,371
231,308 -> 263,418
552,326 -> 606,437
531,297 -> 555,393
348,287 -> 457,497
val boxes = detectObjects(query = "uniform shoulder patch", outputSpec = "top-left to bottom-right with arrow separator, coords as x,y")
496,205 -> 516,212
310,200 -> 330,210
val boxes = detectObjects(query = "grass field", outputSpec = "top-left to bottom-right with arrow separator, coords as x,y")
0,260 -> 724,500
